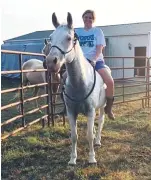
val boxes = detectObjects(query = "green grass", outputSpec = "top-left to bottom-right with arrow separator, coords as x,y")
1,102 -> 151,180
1,77 -> 151,179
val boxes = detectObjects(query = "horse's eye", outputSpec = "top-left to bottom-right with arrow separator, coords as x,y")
67,37 -> 71,41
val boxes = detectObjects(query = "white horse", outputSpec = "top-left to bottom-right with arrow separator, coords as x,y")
15,39 -> 60,110
45,12 -> 107,165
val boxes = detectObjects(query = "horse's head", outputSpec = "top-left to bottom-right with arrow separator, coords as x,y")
42,39 -> 51,56
46,12 -> 77,72
42,39 -> 52,69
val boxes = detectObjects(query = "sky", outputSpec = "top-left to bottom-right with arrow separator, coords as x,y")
1,0 -> 151,43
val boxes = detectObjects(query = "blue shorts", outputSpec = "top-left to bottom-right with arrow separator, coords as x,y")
86,59 -> 106,70
95,61 -> 106,71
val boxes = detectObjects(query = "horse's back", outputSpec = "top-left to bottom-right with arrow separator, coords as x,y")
23,59 -> 43,70
23,59 -> 45,85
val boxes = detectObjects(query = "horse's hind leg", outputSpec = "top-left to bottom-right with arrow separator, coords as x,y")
16,80 -> 28,113
52,83 -> 60,114
95,107 -> 105,146
52,73 -> 61,118
33,87 -> 41,112
52,74 -> 60,102
87,109 -> 97,164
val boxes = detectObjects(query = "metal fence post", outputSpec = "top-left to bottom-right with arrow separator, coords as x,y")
19,54 -> 25,127
147,58 -> 150,107
48,72 -> 54,126
149,58 -> 151,108
44,69 -> 50,128
122,58 -> 125,103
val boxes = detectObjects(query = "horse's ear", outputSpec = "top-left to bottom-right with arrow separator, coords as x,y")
52,12 -> 60,28
44,39 -> 48,45
67,12 -> 73,29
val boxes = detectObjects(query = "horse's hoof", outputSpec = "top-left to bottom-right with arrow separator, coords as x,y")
54,114 -> 60,119
94,138 -> 102,146
68,159 -> 76,165
95,141 -> 101,146
95,144 -> 101,147
88,157 -> 97,164
88,162 -> 97,167
89,160 -> 97,164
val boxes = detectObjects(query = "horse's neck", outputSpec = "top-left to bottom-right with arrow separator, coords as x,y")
66,46 -> 87,88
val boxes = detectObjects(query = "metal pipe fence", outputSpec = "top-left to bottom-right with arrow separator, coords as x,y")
104,56 -> 150,107
1,50 -> 60,140
1,50 -> 151,140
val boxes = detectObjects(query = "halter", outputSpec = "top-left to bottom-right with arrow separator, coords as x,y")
50,31 -> 96,103
49,31 -> 78,56
50,45 -> 74,56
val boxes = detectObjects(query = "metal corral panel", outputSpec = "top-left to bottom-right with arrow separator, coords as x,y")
105,34 -> 149,79
1,41 -> 45,78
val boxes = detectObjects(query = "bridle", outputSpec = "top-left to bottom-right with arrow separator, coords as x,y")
49,31 -> 78,56
50,44 -> 75,56
49,31 -> 96,103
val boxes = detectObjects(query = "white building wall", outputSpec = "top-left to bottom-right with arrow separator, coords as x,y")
101,22 -> 151,37
105,34 -> 148,79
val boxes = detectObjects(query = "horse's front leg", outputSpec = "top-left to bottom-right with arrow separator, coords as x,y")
67,112 -> 78,165
87,109 -> 97,163
95,107 -> 105,146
